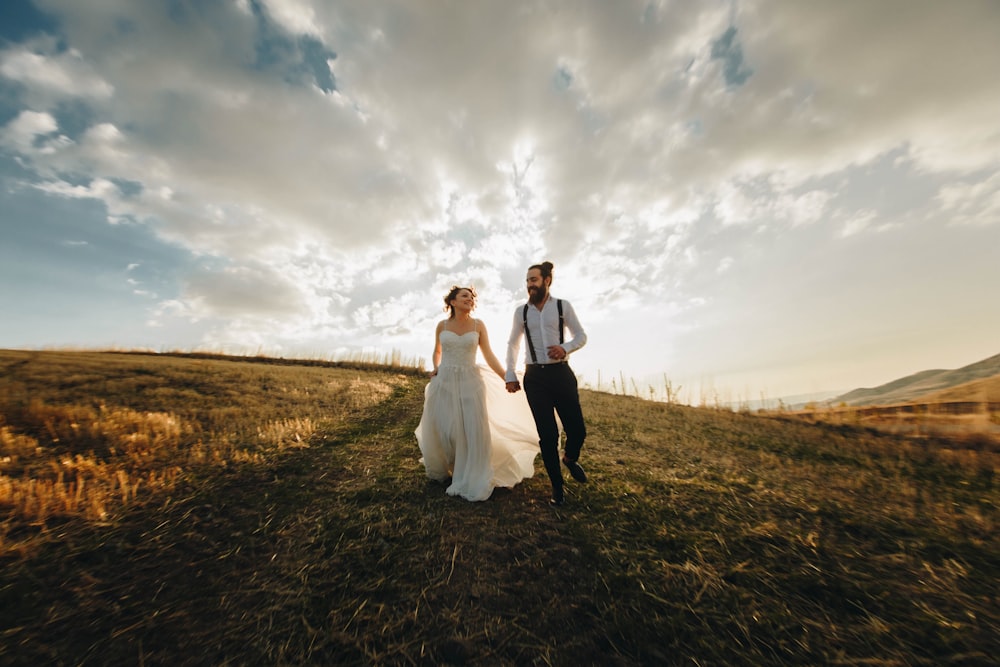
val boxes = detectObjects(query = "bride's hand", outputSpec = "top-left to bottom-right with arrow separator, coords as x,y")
429,369 -> 438,377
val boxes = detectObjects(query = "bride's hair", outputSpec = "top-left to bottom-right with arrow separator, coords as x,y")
443,285 -> 477,318
529,261 -> 554,282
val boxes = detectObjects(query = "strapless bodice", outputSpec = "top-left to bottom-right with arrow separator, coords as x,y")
438,330 -> 479,369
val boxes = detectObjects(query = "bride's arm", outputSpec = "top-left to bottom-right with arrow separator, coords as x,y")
430,321 -> 444,376
476,320 -> 507,381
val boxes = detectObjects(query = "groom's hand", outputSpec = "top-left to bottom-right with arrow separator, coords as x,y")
547,344 -> 566,361
505,381 -> 521,393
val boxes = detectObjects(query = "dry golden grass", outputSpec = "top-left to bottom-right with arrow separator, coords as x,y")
920,373 -> 1000,404
781,399 -> 1000,453
0,350 -> 413,532
0,350 -> 997,665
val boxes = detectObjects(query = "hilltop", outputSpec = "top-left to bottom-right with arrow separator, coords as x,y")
1,349 -> 997,665
834,352 -> 1000,406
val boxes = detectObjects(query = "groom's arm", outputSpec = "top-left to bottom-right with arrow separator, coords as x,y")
504,307 -> 522,384
560,300 -> 587,354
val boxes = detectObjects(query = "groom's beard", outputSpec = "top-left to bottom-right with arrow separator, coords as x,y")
528,285 -> 547,305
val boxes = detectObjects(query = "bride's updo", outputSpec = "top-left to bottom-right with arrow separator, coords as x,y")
443,285 -> 477,318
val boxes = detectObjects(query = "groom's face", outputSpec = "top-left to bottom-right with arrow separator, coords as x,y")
526,269 -> 549,304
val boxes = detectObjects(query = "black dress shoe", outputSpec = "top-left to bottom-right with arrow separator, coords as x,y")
563,458 -> 588,483
549,496 -> 564,506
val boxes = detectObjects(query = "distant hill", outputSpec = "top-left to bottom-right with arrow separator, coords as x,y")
919,373 -> 1000,404
834,352 -> 1000,406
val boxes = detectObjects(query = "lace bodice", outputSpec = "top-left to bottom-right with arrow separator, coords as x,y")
438,330 -> 479,369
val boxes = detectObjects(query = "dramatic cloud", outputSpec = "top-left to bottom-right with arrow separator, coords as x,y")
2,0 -> 999,400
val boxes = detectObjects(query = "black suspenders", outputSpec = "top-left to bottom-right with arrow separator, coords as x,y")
523,299 -> 563,364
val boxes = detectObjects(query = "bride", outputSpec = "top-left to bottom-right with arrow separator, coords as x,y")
415,286 -> 538,501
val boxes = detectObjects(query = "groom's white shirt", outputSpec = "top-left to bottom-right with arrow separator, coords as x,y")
504,295 -> 587,382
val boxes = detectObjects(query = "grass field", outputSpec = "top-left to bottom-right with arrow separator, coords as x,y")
1,349 -> 997,665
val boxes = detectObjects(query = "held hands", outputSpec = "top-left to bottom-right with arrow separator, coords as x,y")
505,381 -> 521,394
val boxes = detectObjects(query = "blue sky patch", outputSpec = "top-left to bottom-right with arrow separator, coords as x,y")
553,66 -> 573,92
248,1 -> 337,92
0,0 -> 59,43
711,26 -> 752,87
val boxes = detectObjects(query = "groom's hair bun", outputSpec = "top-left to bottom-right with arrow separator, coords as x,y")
530,261 -> 554,281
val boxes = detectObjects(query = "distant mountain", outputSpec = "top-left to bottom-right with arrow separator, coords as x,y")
834,352 -> 1000,406
734,390 -> 847,411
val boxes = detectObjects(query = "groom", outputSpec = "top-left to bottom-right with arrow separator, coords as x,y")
505,261 -> 589,506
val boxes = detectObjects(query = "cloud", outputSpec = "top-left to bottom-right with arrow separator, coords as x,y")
175,263 -> 310,322
7,2 -> 995,258
0,42 -> 113,102
2,1 -> 999,394
1,109 -> 63,153
936,171 -> 1000,227
256,0 -> 325,39
729,1 -> 1000,176
839,210 -> 877,238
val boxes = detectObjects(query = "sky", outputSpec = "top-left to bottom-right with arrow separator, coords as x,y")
1,0 -> 999,405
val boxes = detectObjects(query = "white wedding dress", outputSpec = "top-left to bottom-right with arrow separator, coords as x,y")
415,330 -> 538,501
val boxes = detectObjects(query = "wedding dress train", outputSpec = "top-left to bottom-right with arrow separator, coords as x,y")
415,330 -> 538,501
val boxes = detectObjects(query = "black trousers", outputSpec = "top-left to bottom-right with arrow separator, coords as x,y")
523,363 -> 587,494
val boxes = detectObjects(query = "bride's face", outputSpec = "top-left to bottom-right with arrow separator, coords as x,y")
451,289 -> 476,313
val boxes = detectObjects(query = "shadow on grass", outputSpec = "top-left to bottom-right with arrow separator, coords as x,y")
2,356 -> 998,666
